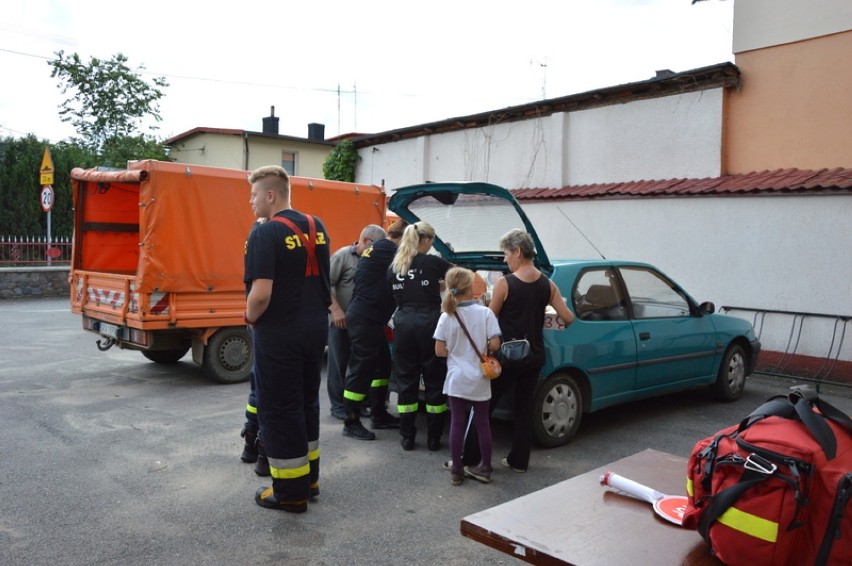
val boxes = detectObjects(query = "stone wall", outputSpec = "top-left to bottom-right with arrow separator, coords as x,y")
0,267 -> 70,299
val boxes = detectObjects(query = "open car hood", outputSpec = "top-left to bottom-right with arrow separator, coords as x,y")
388,182 -> 552,275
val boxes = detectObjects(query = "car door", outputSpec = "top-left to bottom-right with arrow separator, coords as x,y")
565,267 -> 638,406
618,265 -> 718,391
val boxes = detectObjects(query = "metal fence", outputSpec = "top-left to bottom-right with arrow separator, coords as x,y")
0,235 -> 72,266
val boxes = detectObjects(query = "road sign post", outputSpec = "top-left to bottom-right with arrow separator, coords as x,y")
39,147 -> 55,266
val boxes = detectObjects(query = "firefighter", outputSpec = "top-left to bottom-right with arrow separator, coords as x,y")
244,165 -> 331,513
388,222 -> 451,451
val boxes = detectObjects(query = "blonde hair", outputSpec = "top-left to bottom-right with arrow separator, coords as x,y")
390,221 -> 435,275
248,165 -> 291,199
441,267 -> 475,315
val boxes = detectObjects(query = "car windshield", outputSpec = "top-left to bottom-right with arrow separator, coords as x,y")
405,192 -> 523,254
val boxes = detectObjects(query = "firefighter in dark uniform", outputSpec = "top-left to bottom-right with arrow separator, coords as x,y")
244,165 -> 331,513
341,220 -> 407,440
388,222 -> 452,451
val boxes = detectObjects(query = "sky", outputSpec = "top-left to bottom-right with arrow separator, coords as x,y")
0,0 -> 734,145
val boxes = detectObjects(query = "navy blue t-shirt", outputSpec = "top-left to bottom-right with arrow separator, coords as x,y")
244,209 -> 331,325
346,237 -> 397,324
388,253 -> 451,308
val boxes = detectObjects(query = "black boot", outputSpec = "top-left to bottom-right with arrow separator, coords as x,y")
427,412 -> 446,452
240,427 -> 258,463
342,410 -> 376,441
255,440 -> 270,477
399,412 -> 417,450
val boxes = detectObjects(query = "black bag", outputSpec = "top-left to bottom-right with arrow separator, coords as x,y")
500,339 -> 531,362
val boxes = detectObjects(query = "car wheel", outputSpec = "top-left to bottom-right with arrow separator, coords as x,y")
203,327 -> 253,384
142,347 -> 189,364
712,343 -> 747,402
532,373 -> 583,448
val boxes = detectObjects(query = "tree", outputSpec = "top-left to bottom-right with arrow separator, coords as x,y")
0,135 -> 95,237
48,51 -> 170,166
322,139 -> 360,182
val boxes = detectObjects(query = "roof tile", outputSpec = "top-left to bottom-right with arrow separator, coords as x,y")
513,168 -> 852,200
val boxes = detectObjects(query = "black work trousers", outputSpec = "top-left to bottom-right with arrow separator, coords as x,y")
343,314 -> 392,417
253,313 -> 325,503
393,307 -> 447,440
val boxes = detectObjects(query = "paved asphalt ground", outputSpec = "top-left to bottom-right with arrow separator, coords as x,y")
2,297 -> 852,565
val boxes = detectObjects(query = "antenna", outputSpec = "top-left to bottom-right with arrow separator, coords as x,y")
555,206 -> 606,259
531,58 -> 548,99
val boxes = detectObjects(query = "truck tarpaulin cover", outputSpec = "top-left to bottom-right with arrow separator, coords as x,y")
71,160 -> 386,295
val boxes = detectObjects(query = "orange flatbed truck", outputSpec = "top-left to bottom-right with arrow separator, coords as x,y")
69,160 -> 386,383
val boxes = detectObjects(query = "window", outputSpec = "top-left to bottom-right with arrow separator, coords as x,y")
281,151 -> 296,175
573,269 -> 626,321
620,267 -> 689,319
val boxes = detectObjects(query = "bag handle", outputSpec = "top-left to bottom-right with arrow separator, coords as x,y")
739,388 -> 852,460
270,214 -> 320,276
453,312 -> 487,363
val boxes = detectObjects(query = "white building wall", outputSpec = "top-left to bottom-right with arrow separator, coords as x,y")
522,194 -> 852,359
357,87 -> 724,192
566,90 -> 723,184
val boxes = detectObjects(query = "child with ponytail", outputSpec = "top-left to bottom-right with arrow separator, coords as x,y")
433,267 -> 502,485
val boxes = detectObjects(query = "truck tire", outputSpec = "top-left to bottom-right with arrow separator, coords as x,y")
203,327 -> 252,384
142,347 -> 190,364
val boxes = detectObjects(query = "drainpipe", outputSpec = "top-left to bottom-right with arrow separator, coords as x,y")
243,132 -> 250,170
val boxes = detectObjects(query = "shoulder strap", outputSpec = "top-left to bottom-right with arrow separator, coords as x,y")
270,214 -> 319,276
453,311 -> 486,362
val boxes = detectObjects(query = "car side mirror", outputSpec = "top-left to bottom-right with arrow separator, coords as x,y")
698,301 -> 715,315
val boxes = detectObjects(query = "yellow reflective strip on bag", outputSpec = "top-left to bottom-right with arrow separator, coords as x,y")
246,403 -> 257,415
397,403 -> 419,414
371,378 -> 389,388
344,390 -> 366,402
686,477 -> 693,497
717,506 -> 779,543
425,403 -> 448,414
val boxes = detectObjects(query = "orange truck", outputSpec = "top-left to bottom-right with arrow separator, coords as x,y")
69,160 -> 387,383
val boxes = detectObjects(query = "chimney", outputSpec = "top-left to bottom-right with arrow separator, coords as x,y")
307,123 -> 325,141
262,106 -> 279,135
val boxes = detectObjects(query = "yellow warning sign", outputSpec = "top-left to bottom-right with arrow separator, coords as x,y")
40,147 -> 54,186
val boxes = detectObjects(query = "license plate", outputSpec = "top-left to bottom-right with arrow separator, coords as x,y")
98,322 -> 120,338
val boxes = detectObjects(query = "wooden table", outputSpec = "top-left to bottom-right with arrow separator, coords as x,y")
460,448 -> 722,565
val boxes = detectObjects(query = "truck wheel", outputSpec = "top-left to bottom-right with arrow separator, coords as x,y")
712,343 -> 747,402
532,373 -> 582,448
203,327 -> 252,384
142,347 -> 189,364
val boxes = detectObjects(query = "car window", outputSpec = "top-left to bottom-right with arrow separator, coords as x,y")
573,269 -> 627,321
620,267 -> 690,319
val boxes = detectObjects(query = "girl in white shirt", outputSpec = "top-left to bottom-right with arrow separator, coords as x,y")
434,267 -> 501,485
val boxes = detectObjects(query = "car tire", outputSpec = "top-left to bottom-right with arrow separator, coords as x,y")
532,373 -> 583,448
142,347 -> 189,364
712,343 -> 747,402
203,327 -> 253,384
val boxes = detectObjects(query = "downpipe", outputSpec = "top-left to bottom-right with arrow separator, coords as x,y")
96,338 -> 116,351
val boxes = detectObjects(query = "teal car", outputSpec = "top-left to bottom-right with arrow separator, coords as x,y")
388,182 -> 761,448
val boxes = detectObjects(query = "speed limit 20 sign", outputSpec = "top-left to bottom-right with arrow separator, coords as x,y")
40,185 -> 54,212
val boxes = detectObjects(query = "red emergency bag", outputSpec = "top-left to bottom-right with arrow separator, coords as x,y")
683,387 -> 852,565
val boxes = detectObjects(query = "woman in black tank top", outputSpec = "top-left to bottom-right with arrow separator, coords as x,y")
461,229 -> 574,475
